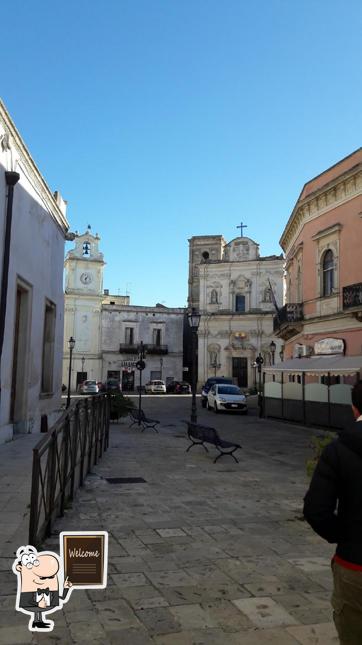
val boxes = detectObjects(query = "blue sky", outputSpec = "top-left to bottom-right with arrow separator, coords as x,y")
2,0 -> 361,306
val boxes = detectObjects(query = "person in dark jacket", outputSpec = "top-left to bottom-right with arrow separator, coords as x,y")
304,381 -> 362,644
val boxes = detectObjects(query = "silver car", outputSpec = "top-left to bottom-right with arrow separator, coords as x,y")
207,384 -> 247,414
79,380 -> 99,395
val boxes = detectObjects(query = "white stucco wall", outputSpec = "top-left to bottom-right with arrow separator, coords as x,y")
0,106 -> 68,443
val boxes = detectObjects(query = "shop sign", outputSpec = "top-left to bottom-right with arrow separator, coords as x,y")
120,360 -> 137,368
314,338 -> 345,355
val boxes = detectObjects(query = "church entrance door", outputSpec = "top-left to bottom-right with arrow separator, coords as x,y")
232,357 -> 248,388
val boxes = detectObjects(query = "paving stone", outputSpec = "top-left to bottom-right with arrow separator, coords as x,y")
286,621 -> 339,644
116,584 -> 169,610
170,603 -> 218,629
104,627 -> 154,644
232,596 -> 300,628
287,557 -> 331,573
156,528 -> 187,538
201,598 -> 254,632
153,628 -> 230,645
147,569 -> 197,587
135,607 -> 181,635
161,583 -> 250,604
112,572 -> 148,587
94,598 -> 142,630
68,620 -> 108,642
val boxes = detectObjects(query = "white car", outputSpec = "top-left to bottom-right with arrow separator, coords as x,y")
144,380 -> 166,394
78,380 -> 99,395
207,384 -> 247,414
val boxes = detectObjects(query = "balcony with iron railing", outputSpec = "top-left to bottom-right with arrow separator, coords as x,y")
273,303 -> 304,339
119,343 -> 139,354
343,283 -> 362,311
119,343 -> 169,355
145,344 -> 168,355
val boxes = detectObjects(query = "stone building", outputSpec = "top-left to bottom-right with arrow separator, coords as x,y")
274,147 -> 362,359
63,231 -> 184,391
265,148 -> 362,429
0,101 -> 69,443
188,232 -> 284,389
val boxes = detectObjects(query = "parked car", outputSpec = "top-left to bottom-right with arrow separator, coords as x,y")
207,384 -> 247,414
145,380 -> 166,394
201,377 -> 233,407
78,380 -> 99,395
167,381 -> 191,394
105,378 -> 122,393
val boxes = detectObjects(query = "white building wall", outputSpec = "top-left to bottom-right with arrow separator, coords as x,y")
0,103 -> 68,443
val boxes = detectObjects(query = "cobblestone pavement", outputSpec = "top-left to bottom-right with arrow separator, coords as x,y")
0,396 -> 339,644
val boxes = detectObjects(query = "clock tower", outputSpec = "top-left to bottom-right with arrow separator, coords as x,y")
64,227 -> 105,295
63,228 -> 105,389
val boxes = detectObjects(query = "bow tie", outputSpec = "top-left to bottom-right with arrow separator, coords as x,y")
37,588 -> 50,596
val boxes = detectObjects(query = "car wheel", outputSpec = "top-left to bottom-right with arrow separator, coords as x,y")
214,402 -> 218,413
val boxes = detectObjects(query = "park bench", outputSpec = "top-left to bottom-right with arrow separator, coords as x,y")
129,408 -> 159,433
185,421 -> 242,463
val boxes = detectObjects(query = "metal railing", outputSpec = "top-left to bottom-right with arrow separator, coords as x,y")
343,282 -> 362,310
273,303 -> 303,332
29,395 -> 110,547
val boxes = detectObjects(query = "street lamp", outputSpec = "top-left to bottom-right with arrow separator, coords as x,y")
66,336 -> 76,408
160,357 -> 163,381
188,308 -> 201,424
255,353 -> 264,418
269,341 -> 276,366
279,345 -> 285,362
81,355 -> 85,379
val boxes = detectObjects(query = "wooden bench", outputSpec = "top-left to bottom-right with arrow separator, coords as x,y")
129,409 -> 159,433
185,421 -> 241,463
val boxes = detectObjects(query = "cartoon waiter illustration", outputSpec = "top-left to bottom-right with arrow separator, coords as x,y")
12,545 -> 72,632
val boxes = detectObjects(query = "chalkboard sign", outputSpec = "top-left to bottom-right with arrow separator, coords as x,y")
60,531 -> 108,589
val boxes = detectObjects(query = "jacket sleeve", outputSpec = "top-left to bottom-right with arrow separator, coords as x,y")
303,442 -> 340,543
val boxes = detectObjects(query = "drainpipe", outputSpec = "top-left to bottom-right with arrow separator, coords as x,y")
0,171 -> 20,366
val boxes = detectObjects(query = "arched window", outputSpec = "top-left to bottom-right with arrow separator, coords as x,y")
322,250 -> 334,296
235,294 -> 245,312
82,241 -> 91,256
210,289 -> 218,304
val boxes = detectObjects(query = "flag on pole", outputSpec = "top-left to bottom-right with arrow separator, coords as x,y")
268,279 -> 280,319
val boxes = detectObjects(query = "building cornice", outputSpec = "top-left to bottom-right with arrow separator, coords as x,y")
0,99 -> 69,233
280,162 -> 362,252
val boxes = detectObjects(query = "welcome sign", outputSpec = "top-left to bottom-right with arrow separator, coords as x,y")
60,531 -> 108,589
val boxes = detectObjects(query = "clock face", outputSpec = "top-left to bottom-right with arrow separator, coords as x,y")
80,272 -> 92,285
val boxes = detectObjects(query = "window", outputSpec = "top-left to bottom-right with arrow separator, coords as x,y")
235,294 -> 245,312
322,250 -> 334,296
153,328 -> 161,346
210,289 -> 218,304
125,327 -> 134,344
41,300 -> 56,393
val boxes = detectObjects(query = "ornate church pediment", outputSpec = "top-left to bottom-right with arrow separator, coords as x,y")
223,237 -> 259,262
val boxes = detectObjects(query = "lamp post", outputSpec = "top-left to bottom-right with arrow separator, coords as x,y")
255,353 -> 264,418
81,355 -> 85,380
269,341 -> 276,366
136,341 -> 146,426
188,308 -> 201,424
160,357 -> 163,381
66,336 -> 76,408
279,345 -> 284,362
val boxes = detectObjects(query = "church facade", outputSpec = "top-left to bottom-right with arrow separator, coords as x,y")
188,231 -> 284,389
63,230 -> 184,391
